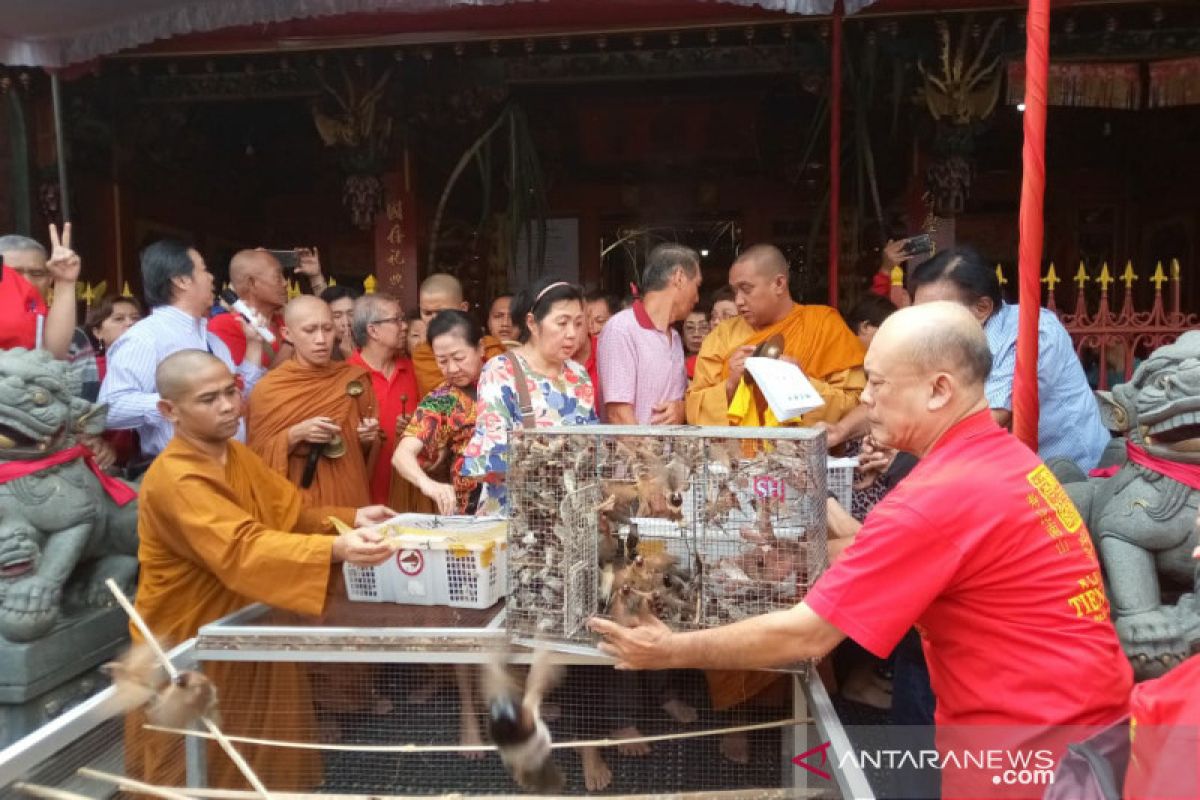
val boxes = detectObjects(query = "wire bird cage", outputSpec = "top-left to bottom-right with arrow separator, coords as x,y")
506,426 -> 830,661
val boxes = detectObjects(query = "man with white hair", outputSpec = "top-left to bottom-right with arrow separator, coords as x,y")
0,225 -> 80,358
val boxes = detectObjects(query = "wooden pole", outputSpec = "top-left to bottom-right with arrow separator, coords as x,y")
1013,0 -> 1051,450
827,0 -> 844,307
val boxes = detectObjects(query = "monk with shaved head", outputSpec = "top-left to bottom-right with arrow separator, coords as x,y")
596,302 -> 1132,797
129,349 -> 394,786
686,243 -> 866,428
412,272 -> 507,396
246,296 -> 386,508
209,246 -> 329,367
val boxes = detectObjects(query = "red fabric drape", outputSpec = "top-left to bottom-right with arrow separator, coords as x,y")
827,0 -> 843,307
1013,0 -> 1050,452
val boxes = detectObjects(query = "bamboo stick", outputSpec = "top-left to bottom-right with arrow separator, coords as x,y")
104,579 -> 273,800
14,783 -> 94,800
145,715 -> 807,754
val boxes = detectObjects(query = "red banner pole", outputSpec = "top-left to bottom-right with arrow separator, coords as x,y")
1013,0 -> 1050,452
827,0 -> 843,308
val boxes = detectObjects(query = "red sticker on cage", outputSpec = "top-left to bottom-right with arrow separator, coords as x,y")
753,475 -> 785,499
397,549 -> 424,576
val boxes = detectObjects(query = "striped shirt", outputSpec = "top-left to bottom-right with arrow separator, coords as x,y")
98,305 -> 265,459
983,302 -> 1110,471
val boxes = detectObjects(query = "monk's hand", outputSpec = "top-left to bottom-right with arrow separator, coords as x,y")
355,505 -> 397,526
725,345 -> 756,398
419,478 -> 457,516
649,400 -> 686,426
589,610 -> 674,671
357,416 -> 381,445
813,421 -> 846,449
332,527 -> 392,567
47,222 -> 81,284
289,416 -> 341,450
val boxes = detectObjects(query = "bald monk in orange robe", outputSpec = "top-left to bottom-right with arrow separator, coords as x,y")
247,295 -> 381,507
127,349 -> 394,788
686,244 -> 866,429
412,273 -> 506,397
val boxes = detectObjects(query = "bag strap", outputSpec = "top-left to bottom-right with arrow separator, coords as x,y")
507,353 -> 536,429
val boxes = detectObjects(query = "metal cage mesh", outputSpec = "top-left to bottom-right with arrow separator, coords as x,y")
507,426 -> 829,663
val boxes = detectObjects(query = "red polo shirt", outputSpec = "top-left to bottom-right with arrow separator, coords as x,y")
208,309 -> 284,367
0,265 -> 47,350
806,410 -> 1131,796
347,351 -> 418,505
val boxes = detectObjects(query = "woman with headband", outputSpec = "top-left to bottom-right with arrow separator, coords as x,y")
460,276 -> 597,516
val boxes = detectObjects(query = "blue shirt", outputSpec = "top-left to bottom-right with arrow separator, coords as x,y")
983,302 -> 1110,471
98,305 -> 265,459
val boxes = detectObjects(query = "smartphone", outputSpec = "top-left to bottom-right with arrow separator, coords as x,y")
264,248 -> 300,270
897,234 -> 935,258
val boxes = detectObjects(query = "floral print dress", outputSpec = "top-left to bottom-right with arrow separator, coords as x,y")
401,383 -> 479,515
461,351 -> 598,516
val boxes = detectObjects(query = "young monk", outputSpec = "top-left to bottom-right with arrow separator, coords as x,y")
246,295 -> 381,507
129,349 -> 393,787
411,273 -> 506,396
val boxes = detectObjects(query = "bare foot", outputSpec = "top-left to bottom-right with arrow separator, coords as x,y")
720,731 -> 749,764
459,714 -> 485,760
581,746 -> 613,791
662,698 -> 698,724
612,725 -> 651,756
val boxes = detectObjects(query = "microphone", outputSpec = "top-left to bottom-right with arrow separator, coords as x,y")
219,288 -> 276,344
300,442 -> 325,489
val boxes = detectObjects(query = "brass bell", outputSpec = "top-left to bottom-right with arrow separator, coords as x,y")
346,380 -> 365,397
744,333 -> 785,389
324,434 -> 347,459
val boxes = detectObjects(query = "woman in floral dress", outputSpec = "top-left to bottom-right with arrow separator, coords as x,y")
392,309 -> 488,515
461,277 -> 598,516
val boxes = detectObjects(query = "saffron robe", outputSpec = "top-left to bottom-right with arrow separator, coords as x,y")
246,359 -> 376,508
686,304 -> 866,428
412,333 -> 507,398
128,435 -> 354,788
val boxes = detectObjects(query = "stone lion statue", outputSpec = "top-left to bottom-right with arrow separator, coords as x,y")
1054,331 -> 1200,679
0,348 -> 139,642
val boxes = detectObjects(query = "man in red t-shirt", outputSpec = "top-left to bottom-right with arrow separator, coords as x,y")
346,292 -> 419,508
593,301 -> 1131,797
0,226 -> 82,357
209,248 -> 328,367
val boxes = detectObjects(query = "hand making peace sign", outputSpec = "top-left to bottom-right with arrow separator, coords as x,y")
46,222 -> 81,283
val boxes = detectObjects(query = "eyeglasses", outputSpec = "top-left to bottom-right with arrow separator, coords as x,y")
370,316 -> 402,326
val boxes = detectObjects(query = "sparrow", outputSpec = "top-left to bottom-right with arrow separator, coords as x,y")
484,647 -> 565,793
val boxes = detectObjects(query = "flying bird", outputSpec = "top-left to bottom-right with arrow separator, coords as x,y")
484,647 -> 565,793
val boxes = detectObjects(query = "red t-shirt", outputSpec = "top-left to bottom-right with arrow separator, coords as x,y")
806,410 -> 1131,795
685,353 -> 698,380
348,351 -> 418,505
208,309 -> 283,367
870,268 -> 892,297
0,265 -> 47,350
1125,654 -> 1200,799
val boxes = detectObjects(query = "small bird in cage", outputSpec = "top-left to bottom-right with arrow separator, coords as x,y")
484,647 -> 565,793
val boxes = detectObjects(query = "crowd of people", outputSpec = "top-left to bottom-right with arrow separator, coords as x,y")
0,225 -> 1148,796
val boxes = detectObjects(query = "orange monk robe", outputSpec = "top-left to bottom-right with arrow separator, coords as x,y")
412,334 -> 507,398
128,435 -> 355,789
686,304 -> 866,427
246,359 -> 376,508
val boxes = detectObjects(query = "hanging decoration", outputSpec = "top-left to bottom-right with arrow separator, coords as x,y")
1148,56 -> 1200,108
916,17 -> 1004,217
311,60 -> 395,229
1007,61 -> 1141,110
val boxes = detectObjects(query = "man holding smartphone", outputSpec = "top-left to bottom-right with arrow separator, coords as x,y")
209,247 -> 327,367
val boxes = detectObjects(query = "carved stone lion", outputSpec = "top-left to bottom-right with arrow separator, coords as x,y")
0,349 -> 139,643
1054,331 -> 1200,679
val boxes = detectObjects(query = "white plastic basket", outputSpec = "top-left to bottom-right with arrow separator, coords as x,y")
343,515 -> 508,608
827,456 -> 858,511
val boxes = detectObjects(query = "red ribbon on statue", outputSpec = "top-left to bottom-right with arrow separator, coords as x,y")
0,444 -> 137,506
1088,441 -> 1200,491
